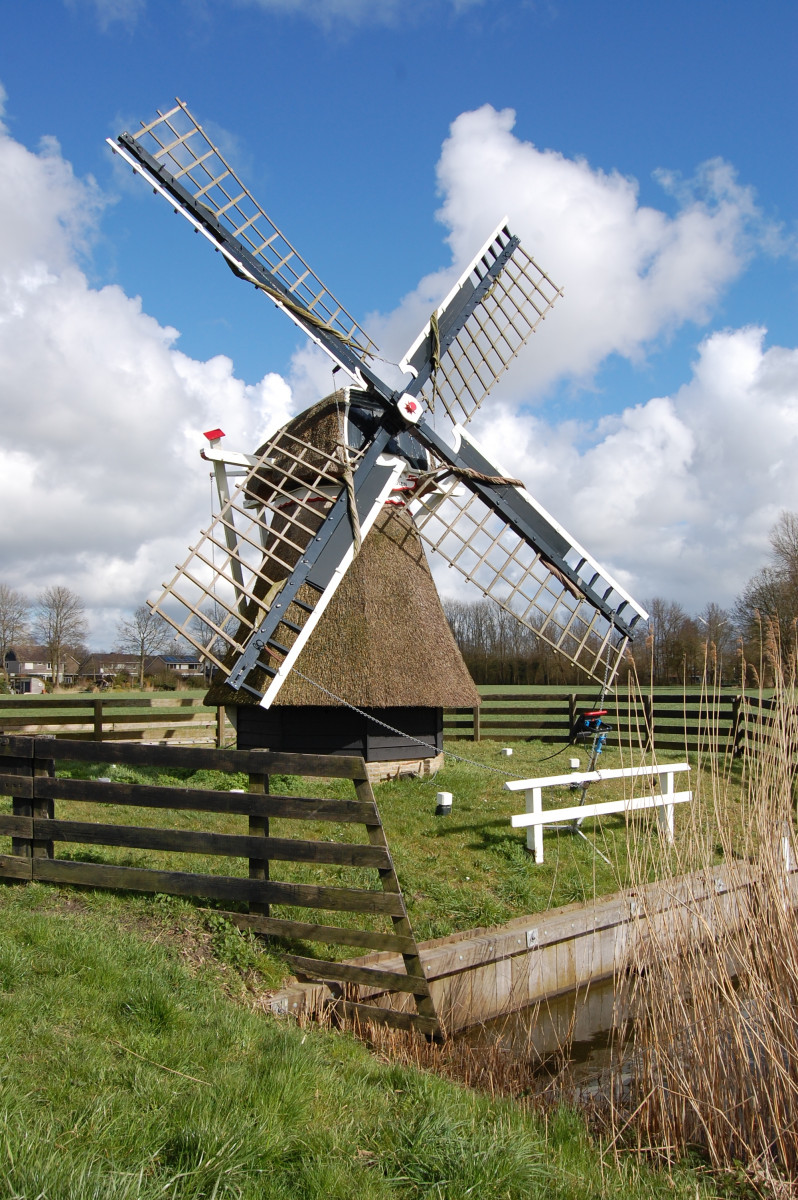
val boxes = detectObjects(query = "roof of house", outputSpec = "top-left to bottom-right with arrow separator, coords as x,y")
82,653 -> 140,668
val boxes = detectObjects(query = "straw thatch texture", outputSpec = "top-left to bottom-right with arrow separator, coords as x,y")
206,391 -> 479,710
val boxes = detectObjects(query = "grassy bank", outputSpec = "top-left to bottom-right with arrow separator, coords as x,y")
0,881 -> 712,1199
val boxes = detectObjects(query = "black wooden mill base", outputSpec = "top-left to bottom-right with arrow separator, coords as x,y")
233,705 -> 443,764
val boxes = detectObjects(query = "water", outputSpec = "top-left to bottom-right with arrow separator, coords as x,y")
462,976 -> 629,1090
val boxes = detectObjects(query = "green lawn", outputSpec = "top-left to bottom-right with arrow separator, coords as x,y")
0,882 -> 715,1199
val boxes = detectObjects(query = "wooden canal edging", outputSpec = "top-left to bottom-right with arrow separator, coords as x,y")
271,861 -> 798,1034
0,735 -> 440,1037
0,694 -> 230,747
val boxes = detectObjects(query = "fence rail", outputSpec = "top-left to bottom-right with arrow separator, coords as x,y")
444,689 -> 780,755
0,735 -> 439,1036
1,689 -> 786,757
0,694 -> 229,746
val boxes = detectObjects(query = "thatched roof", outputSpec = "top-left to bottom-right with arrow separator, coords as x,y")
206,390 -> 479,710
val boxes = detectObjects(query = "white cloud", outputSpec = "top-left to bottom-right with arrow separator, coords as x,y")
231,0 -> 486,26
469,326 -> 798,612
0,105 -> 294,647
2,87 -> 795,655
75,0 -> 490,30
371,106 -> 766,402
64,0 -> 146,31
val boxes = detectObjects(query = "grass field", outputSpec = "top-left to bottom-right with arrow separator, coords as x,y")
0,881 -> 717,1199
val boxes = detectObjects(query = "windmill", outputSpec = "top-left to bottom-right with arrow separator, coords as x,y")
108,100 -> 648,770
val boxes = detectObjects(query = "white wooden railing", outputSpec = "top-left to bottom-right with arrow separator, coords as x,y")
505,763 -> 692,863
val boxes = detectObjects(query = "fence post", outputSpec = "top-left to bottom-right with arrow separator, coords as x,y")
732,694 -> 744,757
93,699 -> 103,742
472,705 -> 481,742
642,695 -> 654,751
216,705 -> 225,749
8,736 -> 35,864
248,771 -> 269,916
568,694 -> 577,743
657,768 -> 675,844
32,736 -> 55,861
526,787 -> 544,863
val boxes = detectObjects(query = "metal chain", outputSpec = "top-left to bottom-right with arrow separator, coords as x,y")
291,668 -> 513,777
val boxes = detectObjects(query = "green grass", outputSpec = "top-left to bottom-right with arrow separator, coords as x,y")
0,735 -> 721,989
0,883 -> 714,1199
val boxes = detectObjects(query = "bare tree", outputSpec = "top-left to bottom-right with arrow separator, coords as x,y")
769,510 -> 798,578
33,586 -> 88,685
189,601 -> 230,665
642,597 -> 701,686
116,605 -> 173,687
734,511 -> 798,677
0,584 -> 30,679
696,601 -> 735,679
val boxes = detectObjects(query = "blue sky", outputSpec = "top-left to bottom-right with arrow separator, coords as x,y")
0,0 -> 796,647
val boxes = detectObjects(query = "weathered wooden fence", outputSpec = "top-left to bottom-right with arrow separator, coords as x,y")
445,689 -> 772,755
0,695 -> 230,747
0,735 -> 438,1036
2,689 -> 785,759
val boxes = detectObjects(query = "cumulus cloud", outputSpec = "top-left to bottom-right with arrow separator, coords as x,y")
0,103 -> 294,646
371,106 -> 766,401
3,88 -> 795,652
72,0 -> 488,31
468,326 -> 798,611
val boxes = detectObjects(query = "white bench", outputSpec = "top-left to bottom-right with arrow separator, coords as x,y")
505,763 -> 692,864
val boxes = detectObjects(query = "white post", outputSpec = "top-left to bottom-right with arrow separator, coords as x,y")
782,822 -> 794,874
526,787 -> 544,863
657,769 -> 675,844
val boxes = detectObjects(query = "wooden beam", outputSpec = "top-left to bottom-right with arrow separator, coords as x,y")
31,819 -> 389,867
0,853 -> 32,880
286,954 -> 430,995
31,859 -> 406,914
220,912 -> 415,954
33,777 -> 377,823
29,737 -> 367,779
334,999 -> 439,1037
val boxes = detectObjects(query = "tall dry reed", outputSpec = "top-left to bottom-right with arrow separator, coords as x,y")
614,625 -> 798,1191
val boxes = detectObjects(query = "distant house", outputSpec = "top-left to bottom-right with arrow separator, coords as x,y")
78,653 -> 141,683
4,647 -> 82,688
144,654 -> 205,678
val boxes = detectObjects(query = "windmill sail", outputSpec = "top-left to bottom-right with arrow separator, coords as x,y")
114,99 -> 648,699
109,100 -> 382,389
399,222 -> 563,426
410,424 -> 647,687
150,419 -> 404,706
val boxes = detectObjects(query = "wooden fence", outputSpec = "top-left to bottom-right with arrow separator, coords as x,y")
2,688 -> 786,758
0,735 -> 439,1037
0,694 -> 229,747
445,689 -> 770,755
